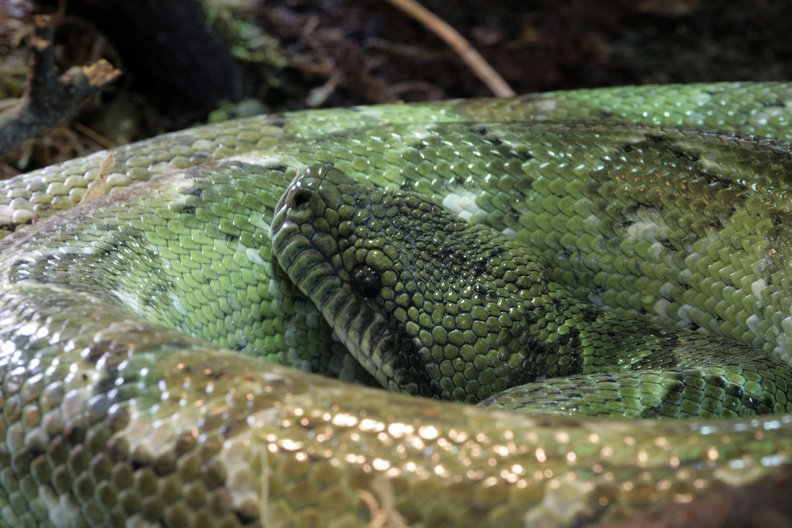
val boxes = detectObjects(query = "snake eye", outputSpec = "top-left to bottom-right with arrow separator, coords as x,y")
352,265 -> 382,299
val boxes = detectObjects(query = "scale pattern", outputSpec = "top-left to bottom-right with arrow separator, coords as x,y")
0,82 -> 791,527
270,164 -> 792,418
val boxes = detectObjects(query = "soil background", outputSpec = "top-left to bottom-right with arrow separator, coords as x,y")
1,0 -> 791,174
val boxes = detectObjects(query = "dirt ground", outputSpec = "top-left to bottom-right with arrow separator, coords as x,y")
1,0 -> 791,174
255,0 -> 792,104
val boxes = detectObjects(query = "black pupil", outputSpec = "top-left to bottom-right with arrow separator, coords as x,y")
352,265 -> 382,299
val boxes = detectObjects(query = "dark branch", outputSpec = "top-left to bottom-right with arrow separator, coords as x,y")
0,15 -> 121,156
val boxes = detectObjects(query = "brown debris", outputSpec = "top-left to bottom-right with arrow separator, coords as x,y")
386,0 -> 514,97
0,15 -> 120,157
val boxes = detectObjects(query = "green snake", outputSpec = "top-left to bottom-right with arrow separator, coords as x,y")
1,82 -> 792,527
271,162 -> 792,418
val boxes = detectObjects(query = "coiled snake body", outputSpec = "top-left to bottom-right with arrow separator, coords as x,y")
1,82 -> 792,527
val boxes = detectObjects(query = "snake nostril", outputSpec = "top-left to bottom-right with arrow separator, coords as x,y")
290,188 -> 313,209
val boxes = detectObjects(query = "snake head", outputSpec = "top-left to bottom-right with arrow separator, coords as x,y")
272,163 -> 578,403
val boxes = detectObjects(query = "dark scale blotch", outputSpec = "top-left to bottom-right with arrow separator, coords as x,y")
634,372 -> 686,420
24,439 -> 47,459
706,217 -> 724,230
389,321 -> 435,397
640,406 -> 664,420
4,219 -> 34,232
186,188 -> 203,198
8,259 -> 30,282
579,305 -> 600,324
659,238 -> 675,249
490,246 -> 506,257
181,206 -> 196,215
558,325 -> 582,348
129,456 -> 150,473
593,132 -> 749,242
189,153 -> 210,162
770,209 -> 789,227
234,506 -> 260,525
174,431 -> 198,457
743,393 -> 761,412
516,150 -> 534,162
725,384 -> 745,400
94,369 -> 126,400
268,113 -> 288,128
703,172 -> 734,186
467,124 -> 512,149
634,200 -> 660,210
64,423 -> 88,445
154,452 -> 177,475
619,143 -> 634,153
201,367 -> 230,381
764,209 -> 792,274
224,233 -> 238,242
265,163 -> 290,173
705,374 -> 727,389
667,373 -> 687,392
473,258 -> 487,276
431,248 -> 466,266
668,147 -> 700,161
473,283 -> 494,299
217,417 -> 251,440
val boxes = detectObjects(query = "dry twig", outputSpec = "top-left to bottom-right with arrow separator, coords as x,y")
0,15 -> 121,156
80,151 -> 116,203
386,0 -> 515,97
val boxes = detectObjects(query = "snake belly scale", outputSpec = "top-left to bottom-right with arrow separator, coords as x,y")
0,82 -> 791,527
